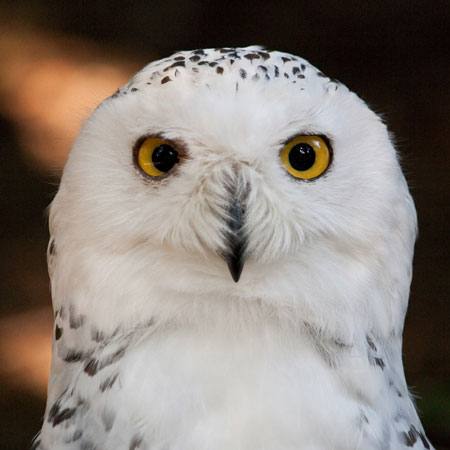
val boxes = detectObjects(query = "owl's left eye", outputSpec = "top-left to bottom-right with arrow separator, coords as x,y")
280,135 -> 331,180
135,137 -> 180,178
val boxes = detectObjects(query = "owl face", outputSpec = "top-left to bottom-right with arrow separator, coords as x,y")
52,47 -> 416,325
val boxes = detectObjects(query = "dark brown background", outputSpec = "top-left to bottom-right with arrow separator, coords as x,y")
0,1 -> 449,449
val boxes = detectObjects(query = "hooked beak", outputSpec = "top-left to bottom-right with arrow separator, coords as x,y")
224,196 -> 247,282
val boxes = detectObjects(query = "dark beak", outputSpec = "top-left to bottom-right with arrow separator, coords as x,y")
224,196 -> 247,282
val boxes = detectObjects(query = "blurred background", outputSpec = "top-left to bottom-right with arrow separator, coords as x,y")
0,1 -> 448,448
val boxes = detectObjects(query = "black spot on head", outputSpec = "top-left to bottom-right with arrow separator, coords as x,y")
265,73 -> 270,80
55,324 -> 62,340
191,67 -> 199,73
257,65 -> 268,72
218,47 -> 234,53
165,60 -> 185,70
216,66 -> 224,74
229,59 -> 235,65
274,66 -> 279,77
292,67 -> 300,75
297,74 -> 305,79
192,49 -> 206,55
189,55 -> 201,62
239,69 -> 247,79
208,61 -> 218,67
301,64 -> 306,70
146,82 -> 151,85
244,53 -> 260,61
49,239 -> 56,255
281,56 -> 291,63
130,87 -> 138,92
317,71 -> 327,77
161,76 -> 172,84
174,56 -> 185,61
284,72 -> 289,78
257,51 -> 270,60
198,61 -> 209,66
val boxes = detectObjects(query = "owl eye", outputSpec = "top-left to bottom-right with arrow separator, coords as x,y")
135,137 -> 180,178
280,135 -> 331,180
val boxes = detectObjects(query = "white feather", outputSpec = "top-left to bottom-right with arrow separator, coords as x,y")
36,46 -> 432,450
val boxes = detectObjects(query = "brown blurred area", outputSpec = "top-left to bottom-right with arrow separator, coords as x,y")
0,1 -> 448,449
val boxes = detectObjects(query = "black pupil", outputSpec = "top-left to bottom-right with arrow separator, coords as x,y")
152,144 -> 179,172
288,143 -> 316,171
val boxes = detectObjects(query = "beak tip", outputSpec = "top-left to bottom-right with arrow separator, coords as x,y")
231,271 -> 241,283
227,258 -> 244,283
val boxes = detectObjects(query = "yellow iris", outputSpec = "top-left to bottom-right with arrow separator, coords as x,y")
280,135 -> 331,180
136,137 -> 179,177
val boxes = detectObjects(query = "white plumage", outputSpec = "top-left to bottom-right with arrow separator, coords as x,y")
36,46 -> 433,450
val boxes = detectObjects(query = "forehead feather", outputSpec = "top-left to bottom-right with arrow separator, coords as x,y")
112,46 -> 338,99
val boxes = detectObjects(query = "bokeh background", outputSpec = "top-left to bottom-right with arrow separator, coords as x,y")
0,1 -> 449,449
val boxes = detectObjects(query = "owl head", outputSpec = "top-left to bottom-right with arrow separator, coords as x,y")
50,47 -> 416,336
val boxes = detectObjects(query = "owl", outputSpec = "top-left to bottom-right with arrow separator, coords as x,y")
34,46 -> 433,450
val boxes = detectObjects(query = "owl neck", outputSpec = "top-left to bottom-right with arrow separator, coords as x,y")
51,236 -> 411,350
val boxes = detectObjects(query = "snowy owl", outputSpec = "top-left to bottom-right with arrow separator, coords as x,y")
35,46 -> 433,450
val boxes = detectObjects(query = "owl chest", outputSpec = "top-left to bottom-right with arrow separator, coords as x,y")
88,328 -> 369,450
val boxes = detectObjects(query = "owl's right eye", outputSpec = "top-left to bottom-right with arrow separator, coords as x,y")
135,137 -> 180,178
